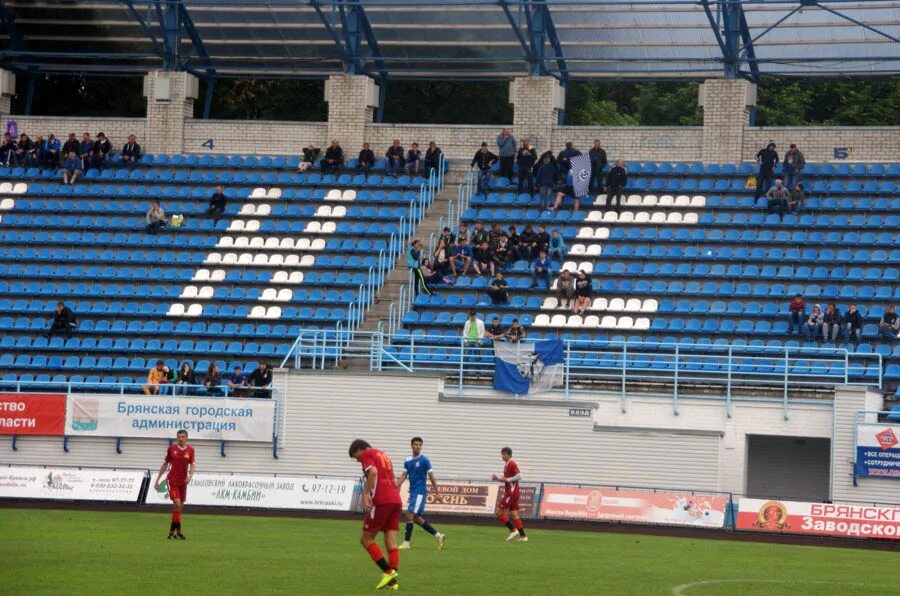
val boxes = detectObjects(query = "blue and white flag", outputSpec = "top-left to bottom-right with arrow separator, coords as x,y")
570,154 -> 592,198
493,340 -> 565,395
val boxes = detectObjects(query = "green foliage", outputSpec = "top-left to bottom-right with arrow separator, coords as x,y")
195,79 -> 326,121
564,81 -> 701,126
380,81 -> 512,125
756,79 -> 900,126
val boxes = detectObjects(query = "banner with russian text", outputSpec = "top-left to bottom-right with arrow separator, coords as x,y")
65,394 -> 275,442
0,393 -> 66,436
400,482 -> 500,516
0,466 -> 145,502
855,423 -> 900,479
540,486 -> 728,528
145,473 -> 355,511
736,498 -> 900,540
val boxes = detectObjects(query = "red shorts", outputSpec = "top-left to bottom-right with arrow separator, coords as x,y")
499,486 -> 520,511
363,503 -> 401,533
168,482 -> 187,503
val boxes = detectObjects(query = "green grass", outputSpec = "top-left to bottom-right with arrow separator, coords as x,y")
1,509 -> 898,596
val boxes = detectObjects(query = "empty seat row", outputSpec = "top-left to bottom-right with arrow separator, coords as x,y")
533,314 -> 652,330
204,252 -> 316,267
585,211 -> 700,225
216,236 -> 326,251
600,244 -> 900,264
541,297 -> 658,313
0,317 -> 301,338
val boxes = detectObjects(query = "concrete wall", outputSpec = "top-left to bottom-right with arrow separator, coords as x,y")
743,126 -> 900,163
8,116 -> 146,149
554,126 -> 704,162
183,120 -> 328,155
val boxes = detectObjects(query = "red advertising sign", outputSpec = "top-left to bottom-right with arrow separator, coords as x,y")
0,393 -> 67,436
496,484 -> 540,518
737,498 -> 900,540
539,486 -> 728,528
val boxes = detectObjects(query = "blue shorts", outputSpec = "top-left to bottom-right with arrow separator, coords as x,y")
407,490 -> 427,516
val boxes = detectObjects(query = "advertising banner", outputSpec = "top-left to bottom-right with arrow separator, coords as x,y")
496,484 -> 540,518
736,498 -> 900,540
539,486 -> 728,528
0,466 -> 145,502
400,482 -> 500,516
66,394 -> 275,442
0,393 -> 67,436
856,424 -> 900,479
145,473 -> 356,511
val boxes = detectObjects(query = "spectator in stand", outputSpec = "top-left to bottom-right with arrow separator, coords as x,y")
300,144 -> 321,172
506,319 -> 526,342
573,270 -> 592,315
843,304 -> 863,346
204,363 -> 223,396
119,135 -> 142,168
496,128 -> 516,180
471,142 -> 498,192
548,229 -> 566,261
484,317 -> 505,341
15,133 -> 34,167
79,133 -> 93,171
31,135 -> 45,167
789,183 -> 805,214
248,362 -> 273,398
92,132 -> 111,170
175,362 -> 196,396
439,226 -> 455,248
878,305 -> 899,341
783,143 -> 805,191
535,153 -> 556,211
145,200 -> 167,235
517,224 -> 537,262
531,250 -> 553,289
62,151 -> 83,185
463,311 -> 486,346
61,133 -> 79,161
450,238 -> 473,276
386,139 -> 405,177
556,142 -> 580,175
766,179 -> 790,217
551,169 -> 580,212
144,360 -> 169,395
456,222 -> 471,246
321,140 -> 344,174
207,185 -> 227,223
471,221 -> 489,247
0,133 -> 16,166
822,303 -> 842,343
473,240 -> 494,277
405,142 -> 421,176
43,134 -> 61,168
534,225 -> 550,258
432,237 -> 451,276
424,141 -> 442,176
407,239 -> 429,296
419,258 -> 454,289
357,142 -> 375,177
788,293 -> 805,335
507,225 -> 520,261
228,366 -> 249,397
488,272 -> 509,305
46,301 -> 77,338
754,142 -> 779,200
804,305 -> 823,341
515,138 -> 537,194
606,160 -> 627,214
556,269 -> 575,310
489,222 -> 505,248
492,232 -> 511,272
589,139 -> 608,195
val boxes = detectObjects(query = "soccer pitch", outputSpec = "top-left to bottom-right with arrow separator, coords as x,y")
2,509 -> 897,596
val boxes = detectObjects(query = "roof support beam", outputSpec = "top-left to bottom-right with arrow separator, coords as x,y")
499,0 -> 532,62
178,0 -> 215,76
0,0 -> 25,53
338,0 -> 385,78
542,2 -> 569,83
737,8 -> 760,83
154,0 -> 181,70
721,0 -> 741,78
816,2 -> 900,45
121,0 -> 166,63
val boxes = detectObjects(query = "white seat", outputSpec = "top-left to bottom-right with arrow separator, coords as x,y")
283,254 -> 300,266
268,254 -> 284,266
593,227 -> 609,240
607,298 -> 626,312
561,261 -> 577,273
237,253 -> 253,265
245,220 -> 260,232
691,195 -> 707,208
583,315 -> 600,328
624,298 -> 642,312
321,222 -> 336,233
585,244 -> 602,256
267,188 -> 282,199
633,317 -> 651,331
342,190 -> 357,201
674,195 -> 691,207
565,315 -> 583,328
239,203 -> 256,216
12,183 -> 27,194
264,306 -> 282,319
549,314 -> 567,327
234,237 -> 249,249
180,286 -> 198,299
210,269 -> 226,282
667,212 -> 684,224
256,204 -> 271,217
533,313 -> 551,327
260,288 -> 278,301
227,220 -> 245,232
650,212 -> 666,224
288,271 -> 304,284
252,254 -> 269,266
541,297 -> 559,310
599,315 -> 617,329
625,194 -> 642,207
204,252 -> 222,264
192,269 -> 210,282
331,205 -> 347,217
0,198 -> 14,210
326,189 -> 342,201
569,244 -> 586,256
634,211 -> 650,223
577,261 -> 593,274
658,194 -> 674,207
248,305 -> 266,319
683,213 -> 698,225
185,304 -> 202,317
250,187 -> 266,199
0,182 -> 11,193
295,238 -> 310,250
221,252 -> 238,265
306,221 -> 322,233
217,236 -> 234,248
272,271 -> 289,283
314,206 -> 331,217
300,254 -> 316,267
618,211 -> 634,223
602,211 -> 618,223
642,194 -> 658,207
617,316 -> 634,330
264,237 -> 280,249
279,238 -> 295,250
550,278 -> 558,291
249,237 -> 265,249
585,210 -> 603,222
167,303 -> 185,316
275,289 -> 292,302
642,298 -> 659,312
591,297 -> 608,311
595,193 -> 607,204
197,286 -> 214,299
577,226 -> 594,239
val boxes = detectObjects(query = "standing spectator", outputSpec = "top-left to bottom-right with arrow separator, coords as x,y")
15,133 -> 34,167
43,134 -> 61,168
878,305 -> 899,341
754,142 -> 779,200
145,200 -> 167,235
144,360 -> 169,395
175,363 -> 196,396
46,301 -> 77,338
405,142 -> 421,176
357,142 -> 375,177
505,319 -> 526,342
385,139 -> 405,176
783,143 -> 805,191
207,185 -> 227,223
450,238 -> 473,276
79,133 -> 93,171
789,183 -> 805,214
438,226 -> 455,248
535,153 -> 556,211
61,151 -> 83,185
515,139 -> 537,194
424,141 -> 442,176
556,142 -> 580,175
463,311 -> 485,346
227,366 -> 249,397
471,143 -> 498,192
247,362 -> 273,398
556,269 -> 575,310
822,303 -> 842,343
548,229 -> 566,261
61,133 -> 80,161
551,170 -> 580,212
0,133 -> 16,166
473,240 -> 494,277
606,160 -> 627,214
804,305 -> 823,341
531,250 -> 553,289
484,317 -> 505,341
92,132 -> 111,170
588,139 -> 608,194
843,304 -> 863,345
321,140 -> 343,174
300,144 -> 321,171
204,363 -> 223,396
119,134 -> 142,168
496,129 -> 516,180
788,293 -> 805,335
488,272 -> 509,305
766,179 -> 790,216
407,240 -> 430,296
432,237 -> 451,276
573,270 -> 592,315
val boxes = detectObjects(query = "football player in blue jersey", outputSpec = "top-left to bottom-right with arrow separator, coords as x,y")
395,436 -> 445,550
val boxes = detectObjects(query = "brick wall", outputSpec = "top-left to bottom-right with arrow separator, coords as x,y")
183,120 -> 328,155
325,75 -> 374,151
510,76 -> 560,154
10,116 -> 146,148
366,123 -> 499,162
553,126 -> 704,162
144,71 -> 195,153
743,127 -> 900,163
700,79 -> 754,163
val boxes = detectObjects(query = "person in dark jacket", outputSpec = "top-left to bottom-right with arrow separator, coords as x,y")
535,154 -> 556,210
531,250 -> 553,289
248,362 -> 273,398
357,142 -> 375,177
385,139 -> 405,176
515,139 -> 537,195
62,133 -> 80,160
405,142 -> 421,176
878,305 -> 899,341
843,304 -> 863,345
119,135 -> 142,168
496,128 -> 517,179
46,302 -> 77,338
424,141 -> 442,176
471,143 -> 498,192
42,134 -> 61,168
207,185 -> 227,223
783,143 -> 805,191
754,142 -> 779,199
79,133 -> 94,171
0,133 -> 16,166
320,140 -> 343,174
15,134 -> 34,167
204,363 -> 224,396
606,159 -> 628,213
788,293 -> 805,335
588,139 -> 608,194
175,363 -> 196,396
487,272 -> 509,305
92,132 -> 111,170
556,142 -> 580,176
822,303 -> 841,343
300,144 -> 320,171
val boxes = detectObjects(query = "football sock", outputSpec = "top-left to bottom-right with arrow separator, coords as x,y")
514,518 -> 526,537
404,521 -> 414,542
367,543 -> 391,573
172,511 -> 181,524
388,548 -> 399,571
169,522 -> 176,532
499,514 -> 515,531
418,519 -> 438,536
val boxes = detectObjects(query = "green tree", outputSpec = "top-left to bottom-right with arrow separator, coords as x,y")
12,75 -> 145,118
380,81 -> 511,124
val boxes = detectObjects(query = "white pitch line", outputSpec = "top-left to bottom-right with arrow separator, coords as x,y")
672,579 -> 870,595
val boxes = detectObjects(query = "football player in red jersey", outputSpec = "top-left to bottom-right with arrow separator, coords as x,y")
349,439 -> 402,591
492,446 -> 527,542
154,429 -> 195,540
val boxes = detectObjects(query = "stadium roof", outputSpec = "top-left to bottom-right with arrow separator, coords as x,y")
1,0 -> 899,81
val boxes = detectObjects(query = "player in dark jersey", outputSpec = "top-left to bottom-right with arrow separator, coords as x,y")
349,439 -> 402,591
153,429 -> 195,540
492,446 -> 527,543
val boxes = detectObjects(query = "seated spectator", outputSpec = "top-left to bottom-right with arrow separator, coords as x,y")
556,269 -> 575,310
789,184 -> 805,214
516,224 -> 537,262
0,133 -> 16,166
456,222 -> 471,246
248,362 -> 273,398
606,160 -> 627,214
92,132 -> 111,169
119,135 -> 142,168
386,139 -> 405,177
822,303 -> 841,343
804,305 -> 823,341
548,229 -> 566,261
145,200 -> 167,235
531,250 -> 552,289
463,311 -> 485,346
15,134 -> 34,167
79,133 -> 93,171
357,142 -> 375,176
300,144 -> 321,171
492,232 -> 511,271
207,185 -> 227,223
175,362 -> 196,396
573,270 -> 592,315
419,258 -> 454,289
46,301 -> 77,338
534,225 -> 550,256
878,305 -> 899,341
62,151 -> 83,185
438,226 -> 455,248
31,135 -> 45,167
43,134 -> 61,168
228,366 -> 249,397
516,139 -> 537,194
506,319 -> 526,342
432,237 -> 451,276
320,140 -> 343,174
471,142 -> 498,193
470,220 -> 488,247
484,317 -> 505,341
405,142 -> 421,175
204,363 -> 224,396
488,272 -> 509,305
144,360 -> 169,396
535,154 -> 556,211
424,141 -> 442,176
473,240 -> 495,278
451,238 -> 473,276
843,304 -> 863,345
766,179 -> 790,216
62,133 -> 80,161
788,293 -> 805,335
